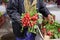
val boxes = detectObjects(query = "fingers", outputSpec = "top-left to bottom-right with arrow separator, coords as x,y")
47,14 -> 54,24
44,35 -> 50,40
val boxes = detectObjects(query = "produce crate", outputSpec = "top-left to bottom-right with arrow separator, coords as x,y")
0,15 -> 6,27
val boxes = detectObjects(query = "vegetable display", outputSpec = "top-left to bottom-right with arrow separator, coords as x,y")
20,0 -> 60,39
42,20 -> 60,39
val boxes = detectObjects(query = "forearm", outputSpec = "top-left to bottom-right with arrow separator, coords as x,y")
39,0 -> 50,17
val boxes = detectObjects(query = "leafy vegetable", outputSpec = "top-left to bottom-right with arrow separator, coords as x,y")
42,21 -> 60,39
0,12 -> 2,17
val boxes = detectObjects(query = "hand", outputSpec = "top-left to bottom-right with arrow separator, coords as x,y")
44,35 -> 50,40
47,14 -> 54,24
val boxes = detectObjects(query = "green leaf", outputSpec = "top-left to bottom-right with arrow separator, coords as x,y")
4,0 -> 9,3
54,34 -> 58,39
0,12 -> 2,17
58,33 -> 60,38
37,19 -> 43,24
20,27 -> 24,32
28,28 -> 31,32
21,13 -> 25,18
50,29 -> 54,32
34,25 -> 38,29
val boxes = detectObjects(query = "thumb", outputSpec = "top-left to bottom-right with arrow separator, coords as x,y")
44,35 -> 51,40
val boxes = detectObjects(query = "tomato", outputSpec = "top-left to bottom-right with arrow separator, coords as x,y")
27,21 -> 30,25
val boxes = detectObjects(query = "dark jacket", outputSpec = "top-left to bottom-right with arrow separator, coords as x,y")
7,0 -> 50,22
0,0 -> 2,5
7,0 -> 50,37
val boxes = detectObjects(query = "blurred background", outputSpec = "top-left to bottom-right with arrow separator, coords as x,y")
0,0 -> 60,40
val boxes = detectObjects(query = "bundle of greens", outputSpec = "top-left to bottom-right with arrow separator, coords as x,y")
41,21 -> 60,39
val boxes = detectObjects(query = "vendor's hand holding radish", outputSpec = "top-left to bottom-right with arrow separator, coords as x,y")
47,14 -> 54,24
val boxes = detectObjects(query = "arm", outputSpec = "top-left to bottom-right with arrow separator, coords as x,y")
38,0 -> 50,17
38,0 -> 54,24
7,0 -> 21,22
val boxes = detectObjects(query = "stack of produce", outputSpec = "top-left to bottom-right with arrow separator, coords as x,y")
21,12 -> 43,34
41,18 -> 60,39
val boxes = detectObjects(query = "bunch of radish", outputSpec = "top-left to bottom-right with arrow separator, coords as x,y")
21,13 -> 38,27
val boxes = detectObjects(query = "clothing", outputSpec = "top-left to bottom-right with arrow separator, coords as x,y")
7,0 -> 50,23
0,5 -> 6,15
0,0 -> 2,5
7,0 -> 50,40
16,32 -> 36,40
57,0 -> 60,5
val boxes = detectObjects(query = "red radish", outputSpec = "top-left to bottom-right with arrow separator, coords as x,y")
31,23 -> 34,27
28,17 -> 31,20
34,14 -> 38,17
21,13 -> 31,27
29,22 -> 34,27
50,20 -> 53,24
32,21 -> 37,25
23,24 -> 26,27
31,16 -> 38,21
35,16 -> 38,20
29,22 -> 31,27
41,28 -> 46,33
50,22 -> 53,24
47,31 -> 53,36
27,21 -> 30,25
58,28 -> 60,32
22,13 -> 38,27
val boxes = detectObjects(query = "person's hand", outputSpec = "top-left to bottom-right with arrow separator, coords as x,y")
44,35 -> 50,40
44,14 -> 54,24
46,14 -> 54,24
